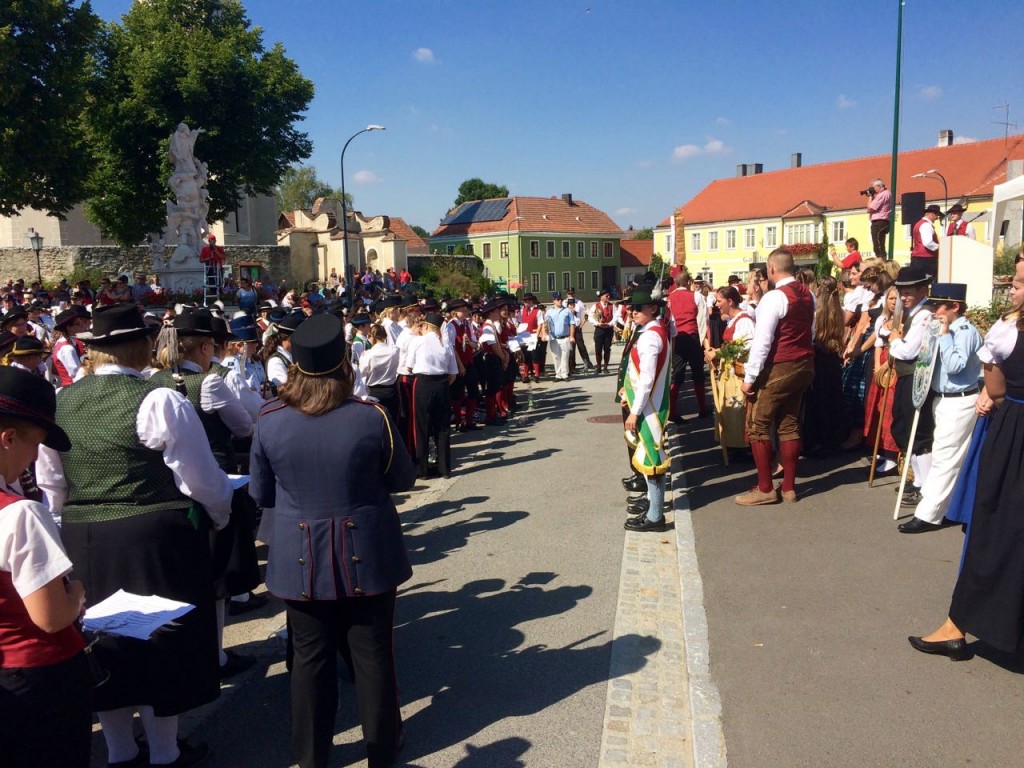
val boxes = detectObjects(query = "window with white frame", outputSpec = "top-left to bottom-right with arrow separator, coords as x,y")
591,271 -> 599,289
831,220 -> 846,243
744,228 -> 755,249
708,231 -> 718,251
530,240 -> 539,258
562,272 -> 571,290
764,226 -> 778,248
577,241 -> 585,258
546,241 -> 555,258
562,241 -> 570,258
577,271 -> 585,290
691,232 -> 701,252
590,242 -> 598,258
603,242 -> 613,258
482,242 -> 492,259
785,223 -> 816,244
500,242 -> 509,258
726,229 -> 736,250
547,272 -> 556,291
531,273 -> 540,292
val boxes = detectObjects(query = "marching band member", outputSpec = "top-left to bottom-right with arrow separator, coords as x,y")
50,307 -> 91,387
589,288 -> 616,374
408,312 -> 458,478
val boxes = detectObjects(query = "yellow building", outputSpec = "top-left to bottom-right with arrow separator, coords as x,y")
657,133 -> 1024,285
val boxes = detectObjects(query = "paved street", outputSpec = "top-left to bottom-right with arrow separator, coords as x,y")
87,348 -> 1024,767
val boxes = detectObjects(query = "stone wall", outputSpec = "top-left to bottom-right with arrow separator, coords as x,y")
0,245 -> 293,284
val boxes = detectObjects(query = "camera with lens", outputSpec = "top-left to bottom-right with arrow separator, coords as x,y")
859,187 -> 875,198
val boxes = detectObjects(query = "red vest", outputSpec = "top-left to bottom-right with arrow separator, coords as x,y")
0,492 -> 85,668
453,319 -> 476,366
770,283 -> 814,363
911,218 -> 938,258
722,313 -> 751,343
596,301 -> 614,325
51,337 -> 84,387
947,220 -> 968,237
520,306 -> 542,333
667,289 -> 699,336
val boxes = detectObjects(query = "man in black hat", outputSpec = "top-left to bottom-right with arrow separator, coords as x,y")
887,263 -> 936,507
51,307 -> 91,387
944,204 -> 976,240
898,283 -> 982,533
589,288 -> 616,374
911,204 -> 943,273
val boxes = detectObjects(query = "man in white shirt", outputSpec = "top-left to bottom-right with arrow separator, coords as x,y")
943,204 -> 976,240
566,289 -> 595,374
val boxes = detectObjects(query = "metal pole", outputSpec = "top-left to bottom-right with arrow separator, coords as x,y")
339,125 -> 385,304
886,0 -> 905,261
34,248 -> 42,285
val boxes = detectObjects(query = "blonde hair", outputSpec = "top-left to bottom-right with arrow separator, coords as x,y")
155,328 -> 210,369
277,361 -> 355,416
880,286 -> 899,322
87,336 -> 154,372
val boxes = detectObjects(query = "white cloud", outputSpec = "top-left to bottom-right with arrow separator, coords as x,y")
953,135 -> 978,144
837,94 -> 856,110
616,207 -> 637,216
671,137 -> 731,163
413,47 -> 434,63
353,170 -> 380,184
919,85 -> 943,101
715,116 -> 731,127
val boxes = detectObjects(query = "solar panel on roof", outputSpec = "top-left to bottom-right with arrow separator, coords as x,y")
439,198 -> 511,226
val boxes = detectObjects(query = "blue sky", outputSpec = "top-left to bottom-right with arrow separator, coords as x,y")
90,0 -> 1024,233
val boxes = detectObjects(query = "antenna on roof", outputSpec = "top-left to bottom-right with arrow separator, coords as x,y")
992,103 -> 1017,149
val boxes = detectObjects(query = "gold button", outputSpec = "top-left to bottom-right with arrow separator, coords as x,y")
298,558 -> 305,565
346,521 -> 356,528
351,556 -> 361,563
298,523 -> 305,530
301,591 -> 308,598
353,587 -> 364,595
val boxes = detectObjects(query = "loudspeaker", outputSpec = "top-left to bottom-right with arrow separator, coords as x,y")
901,192 -> 925,225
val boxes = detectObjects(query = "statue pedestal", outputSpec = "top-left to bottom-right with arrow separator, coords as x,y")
155,266 -> 205,295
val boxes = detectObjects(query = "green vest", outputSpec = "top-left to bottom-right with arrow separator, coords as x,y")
57,375 -> 186,524
150,365 -> 236,471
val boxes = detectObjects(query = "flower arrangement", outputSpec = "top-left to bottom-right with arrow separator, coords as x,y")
715,338 -> 749,379
782,243 -> 819,256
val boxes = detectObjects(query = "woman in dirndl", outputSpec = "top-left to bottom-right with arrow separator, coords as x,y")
705,286 -> 754,456
909,257 -> 1024,660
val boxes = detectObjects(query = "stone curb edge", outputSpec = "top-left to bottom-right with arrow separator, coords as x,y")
671,439 -> 728,768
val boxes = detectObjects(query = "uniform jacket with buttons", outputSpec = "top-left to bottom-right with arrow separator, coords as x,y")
249,397 -> 415,600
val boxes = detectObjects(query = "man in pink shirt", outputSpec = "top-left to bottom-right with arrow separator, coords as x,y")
866,179 -> 893,259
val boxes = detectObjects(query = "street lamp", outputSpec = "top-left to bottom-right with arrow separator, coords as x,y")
340,124 -> 385,302
27,229 -> 43,285
912,169 -> 948,213
504,216 -> 524,258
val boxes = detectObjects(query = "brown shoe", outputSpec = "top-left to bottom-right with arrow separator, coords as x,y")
734,486 -> 779,506
780,489 -> 797,503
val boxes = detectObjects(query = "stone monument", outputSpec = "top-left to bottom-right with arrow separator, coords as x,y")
152,123 -> 211,293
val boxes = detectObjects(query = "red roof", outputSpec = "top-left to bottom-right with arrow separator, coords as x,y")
387,216 -> 429,253
620,239 -> 653,268
672,134 -> 1024,225
431,196 -> 621,237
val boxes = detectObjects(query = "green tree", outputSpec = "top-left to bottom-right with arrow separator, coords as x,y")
633,228 -> 654,240
0,0 -> 100,217
274,165 -> 349,214
83,0 -> 314,246
411,225 -> 429,239
453,177 -> 509,208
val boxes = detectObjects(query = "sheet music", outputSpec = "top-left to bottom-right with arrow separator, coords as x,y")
83,589 -> 195,640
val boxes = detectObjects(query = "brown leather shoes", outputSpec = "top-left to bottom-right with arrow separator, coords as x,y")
780,489 -> 797,503
734,486 -> 779,506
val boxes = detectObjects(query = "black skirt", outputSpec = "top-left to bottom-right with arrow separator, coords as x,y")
211,488 -> 262,598
948,399 -> 1024,653
62,507 -> 220,715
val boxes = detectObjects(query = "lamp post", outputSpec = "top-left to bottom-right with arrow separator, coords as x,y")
504,216 -> 524,292
28,230 -> 43,285
340,124 -> 385,302
912,169 -> 948,213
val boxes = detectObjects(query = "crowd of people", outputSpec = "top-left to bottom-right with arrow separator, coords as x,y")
1,235 -> 1022,766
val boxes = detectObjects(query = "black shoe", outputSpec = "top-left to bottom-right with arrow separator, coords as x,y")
668,415 -> 684,425
160,741 -> 211,768
462,423 -> 481,432
622,476 -> 645,492
697,409 -> 712,419
907,635 -> 969,661
627,498 -> 650,515
901,490 -> 923,507
109,749 -> 148,768
219,650 -> 257,679
624,515 -> 668,532
626,492 -> 648,504
898,517 -> 943,534
227,592 -> 269,616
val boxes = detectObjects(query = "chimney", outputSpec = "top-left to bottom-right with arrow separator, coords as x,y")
938,129 -> 954,147
561,193 -> 574,205
750,163 -> 763,175
736,164 -> 748,177
791,153 -> 802,168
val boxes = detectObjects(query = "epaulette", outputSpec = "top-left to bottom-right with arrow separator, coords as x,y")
259,397 -> 286,417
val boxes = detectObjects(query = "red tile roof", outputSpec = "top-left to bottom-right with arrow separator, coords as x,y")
620,238 -> 653,268
431,196 -> 622,237
387,216 -> 430,253
672,134 -> 1024,225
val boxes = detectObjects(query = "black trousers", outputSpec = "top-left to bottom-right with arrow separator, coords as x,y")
570,329 -> 593,370
672,332 -> 705,385
594,326 -> 613,366
368,383 -> 400,426
890,374 -> 935,455
412,373 -> 451,477
286,592 -> 402,768
870,219 -> 889,259
0,651 -> 92,768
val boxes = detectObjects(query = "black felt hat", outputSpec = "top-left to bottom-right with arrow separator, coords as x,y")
0,365 -> 71,451
0,331 -> 16,358
290,313 -> 346,376
229,316 -> 260,342
422,312 -> 444,330
0,309 -> 27,328
894,263 -> 933,286
211,314 -> 234,342
446,298 -> 471,311
276,309 -> 306,335
54,305 -> 90,330
924,204 -> 943,217
76,303 -> 157,345
350,313 -> 371,326
173,308 -> 217,337
9,336 -> 45,356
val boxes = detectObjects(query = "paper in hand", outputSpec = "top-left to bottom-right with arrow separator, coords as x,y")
83,589 -> 195,640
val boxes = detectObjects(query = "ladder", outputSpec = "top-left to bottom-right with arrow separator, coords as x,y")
203,262 -> 221,306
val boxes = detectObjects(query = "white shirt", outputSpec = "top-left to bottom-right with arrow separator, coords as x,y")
266,347 -> 292,386
842,285 -> 874,314
36,365 -> 234,528
744,277 -> 816,384
724,312 -> 755,351
53,338 -> 83,382
359,341 -> 400,386
396,330 -> 417,374
0,483 -> 72,599
177,361 -> 253,438
888,300 -> 933,362
626,320 -> 665,415
977,317 -> 1020,365
381,317 -> 402,345
216,357 -> 266,421
917,219 -> 939,253
408,333 -> 458,376
478,320 -> 500,350
441,319 -> 458,350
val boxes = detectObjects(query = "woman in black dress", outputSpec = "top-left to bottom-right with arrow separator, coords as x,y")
910,257 -> 1024,659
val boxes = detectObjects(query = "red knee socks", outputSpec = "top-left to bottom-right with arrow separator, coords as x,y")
694,380 -> 707,413
750,439 -> 774,493
779,439 -> 801,493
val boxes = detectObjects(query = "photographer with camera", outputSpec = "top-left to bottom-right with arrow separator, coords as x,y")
864,179 -> 892,259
